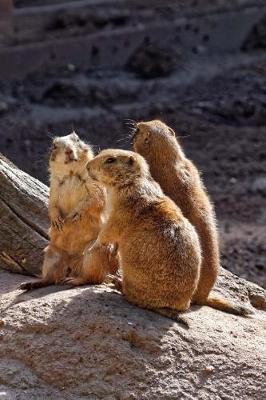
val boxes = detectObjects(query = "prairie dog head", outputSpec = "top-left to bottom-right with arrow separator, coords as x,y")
133,120 -> 184,161
49,132 -> 94,174
87,149 -> 150,187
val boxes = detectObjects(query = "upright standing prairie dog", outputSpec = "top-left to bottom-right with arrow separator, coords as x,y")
86,149 -> 201,325
20,132 -> 118,290
133,120 -> 252,316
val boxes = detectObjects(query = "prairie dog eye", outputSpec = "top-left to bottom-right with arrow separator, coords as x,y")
105,157 -> 116,164
144,136 -> 150,144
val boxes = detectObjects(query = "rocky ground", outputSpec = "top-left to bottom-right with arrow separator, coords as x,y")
0,269 -> 265,400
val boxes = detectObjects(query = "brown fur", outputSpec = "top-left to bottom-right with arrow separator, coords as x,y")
133,120 -> 253,316
68,243 -> 119,286
20,133 -> 119,291
85,149 -> 202,326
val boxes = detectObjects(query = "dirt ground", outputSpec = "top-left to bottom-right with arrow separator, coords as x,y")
0,8 -> 265,289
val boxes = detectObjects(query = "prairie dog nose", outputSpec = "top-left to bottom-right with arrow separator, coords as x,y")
132,123 -> 142,139
136,122 -> 144,130
65,146 -> 78,163
65,147 -> 73,155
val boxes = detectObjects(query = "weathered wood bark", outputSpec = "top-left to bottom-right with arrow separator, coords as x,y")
0,153 -> 265,310
0,154 -> 49,276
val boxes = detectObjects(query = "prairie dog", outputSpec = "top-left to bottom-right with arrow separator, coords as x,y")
20,132 -> 118,290
133,120 -> 252,316
86,149 -> 201,325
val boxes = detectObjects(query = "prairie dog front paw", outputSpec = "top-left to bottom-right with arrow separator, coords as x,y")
66,210 -> 82,223
49,208 -> 64,230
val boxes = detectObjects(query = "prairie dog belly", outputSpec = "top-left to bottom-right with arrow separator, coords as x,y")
57,175 -> 88,217
50,217 -> 100,254
50,175 -> 102,253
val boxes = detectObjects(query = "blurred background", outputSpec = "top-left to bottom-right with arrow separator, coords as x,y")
0,0 -> 265,287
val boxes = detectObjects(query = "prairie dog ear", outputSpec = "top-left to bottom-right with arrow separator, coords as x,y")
71,131 -> 79,140
168,127 -> 175,137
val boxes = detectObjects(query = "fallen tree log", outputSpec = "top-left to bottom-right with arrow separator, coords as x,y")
0,154 -> 49,276
0,153 -> 265,310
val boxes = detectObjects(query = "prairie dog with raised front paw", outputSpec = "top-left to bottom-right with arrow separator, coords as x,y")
20,132 -> 118,290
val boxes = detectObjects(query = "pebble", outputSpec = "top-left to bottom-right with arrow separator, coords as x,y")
251,177 -> 266,196
0,101 -> 8,112
204,365 -> 215,374
67,63 -> 76,72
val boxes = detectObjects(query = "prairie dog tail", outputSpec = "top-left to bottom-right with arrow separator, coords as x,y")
197,294 -> 254,317
19,279 -> 51,291
153,308 -> 190,328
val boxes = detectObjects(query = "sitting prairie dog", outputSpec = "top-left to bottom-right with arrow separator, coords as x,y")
133,120 -> 253,316
85,148 -> 202,325
20,132 -> 119,290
